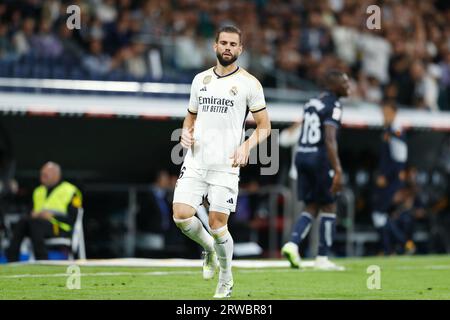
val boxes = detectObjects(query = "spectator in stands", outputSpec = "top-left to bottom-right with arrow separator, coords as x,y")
122,38 -> 149,79
384,82 -> 399,102
276,39 -> 302,75
6,162 -> 82,262
388,40 -> 414,106
331,10 -> 358,67
174,27 -> 206,71
95,0 -> 118,24
103,12 -> 133,55
87,17 -> 106,43
57,22 -> 84,63
41,0 -> 62,26
83,38 -> 118,76
0,23 -> 17,62
358,74 -> 383,104
12,17 -> 35,57
410,60 -> 440,111
248,42 -> 276,87
438,49 -> 450,110
299,9 -> 334,61
358,28 -> 392,86
32,19 -> 62,58
140,0 -> 171,41
0,0 -> 449,109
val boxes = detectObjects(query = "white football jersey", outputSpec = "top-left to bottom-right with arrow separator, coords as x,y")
183,66 -> 266,174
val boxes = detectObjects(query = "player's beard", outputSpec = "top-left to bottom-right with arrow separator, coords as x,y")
216,51 -> 238,67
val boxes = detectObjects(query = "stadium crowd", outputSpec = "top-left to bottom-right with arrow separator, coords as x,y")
0,0 -> 450,110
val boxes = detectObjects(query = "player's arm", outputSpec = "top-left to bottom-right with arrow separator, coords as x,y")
231,109 -> 271,167
279,121 -> 302,148
180,74 -> 199,149
324,124 -> 343,194
180,112 -> 197,148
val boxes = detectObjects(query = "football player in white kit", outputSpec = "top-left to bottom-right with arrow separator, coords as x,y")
172,26 -> 271,298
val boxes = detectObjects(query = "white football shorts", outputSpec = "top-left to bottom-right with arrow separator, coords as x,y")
173,165 -> 239,215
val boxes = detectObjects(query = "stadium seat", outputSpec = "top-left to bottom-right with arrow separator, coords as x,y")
0,61 -> 10,77
51,66 -> 66,79
12,63 -> 31,78
69,68 -> 84,80
32,65 -> 50,78
44,208 -> 86,260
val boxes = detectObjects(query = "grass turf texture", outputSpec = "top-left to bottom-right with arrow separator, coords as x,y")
0,255 -> 449,300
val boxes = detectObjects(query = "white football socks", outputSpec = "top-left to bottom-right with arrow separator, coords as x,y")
211,225 -> 234,282
173,216 -> 215,253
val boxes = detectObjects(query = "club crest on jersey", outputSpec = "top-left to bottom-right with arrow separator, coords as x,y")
203,75 -> 212,85
229,86 -> 238,96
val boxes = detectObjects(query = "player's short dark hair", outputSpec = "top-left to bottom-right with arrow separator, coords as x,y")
215,25 -> 242,44
381,99 -> 398,112
323,69 -> 346,89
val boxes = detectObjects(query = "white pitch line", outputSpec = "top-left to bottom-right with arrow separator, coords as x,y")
426,265 -> 450,270
393,265 -> 450,270
0,271 -> 198,279
0,268 -> 311,279
2,264 -> 447,280
14,258 -> 295,268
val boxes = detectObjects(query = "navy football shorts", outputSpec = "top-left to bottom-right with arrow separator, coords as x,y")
295,151 -> 335,205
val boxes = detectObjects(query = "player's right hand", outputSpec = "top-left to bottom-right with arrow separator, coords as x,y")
330,169 -> 343,195
180,127 -> 194,148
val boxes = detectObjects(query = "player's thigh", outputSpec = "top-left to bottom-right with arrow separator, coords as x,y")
316,165 -> 335,206
296,158 -> 316,204
173,166 -> 208,219
205,172 -> 239,220
297,170 -> 313,202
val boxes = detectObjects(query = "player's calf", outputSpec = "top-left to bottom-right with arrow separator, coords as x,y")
173,215 -> 215,257
202,250 -> 218,280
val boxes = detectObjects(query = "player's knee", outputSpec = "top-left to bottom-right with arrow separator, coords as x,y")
209,220 -> 226,230
210,224 -> 229,241
173,216 -> 194,232
321,203 -> 336,213
208,213 -> 228,230
304,204 -> 319,216
172,203 -> 196,220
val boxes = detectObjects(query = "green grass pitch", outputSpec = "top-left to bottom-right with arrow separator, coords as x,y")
0,255 -> 449,300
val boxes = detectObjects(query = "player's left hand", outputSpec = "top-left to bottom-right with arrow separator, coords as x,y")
230,144 -> 250,167
330,169 -> 343,195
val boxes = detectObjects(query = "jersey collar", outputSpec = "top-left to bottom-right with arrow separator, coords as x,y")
213,66 -> 240,79
323,91 -> 338,100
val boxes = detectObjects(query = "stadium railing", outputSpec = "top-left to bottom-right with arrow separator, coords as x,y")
239,185 -> 293,258
0,77 -> 318,102
1,78 -> 449,130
